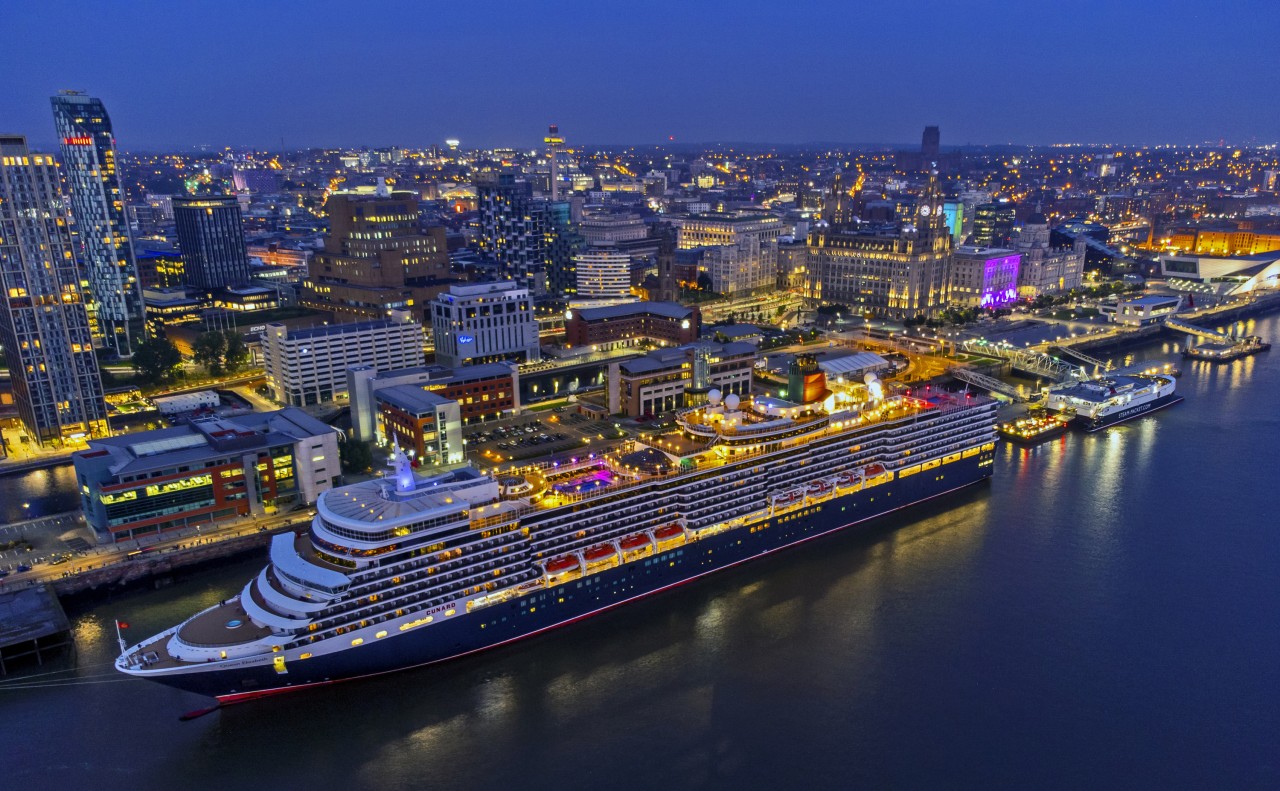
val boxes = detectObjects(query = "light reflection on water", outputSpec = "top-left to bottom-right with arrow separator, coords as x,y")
4,313 -> 1279,791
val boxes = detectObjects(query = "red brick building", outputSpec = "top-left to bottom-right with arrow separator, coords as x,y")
565,301 -> 700,351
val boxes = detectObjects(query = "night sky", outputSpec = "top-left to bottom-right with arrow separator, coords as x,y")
2,0 -> 1277,151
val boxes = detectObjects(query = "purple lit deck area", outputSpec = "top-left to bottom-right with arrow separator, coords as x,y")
551,467 -> 615,495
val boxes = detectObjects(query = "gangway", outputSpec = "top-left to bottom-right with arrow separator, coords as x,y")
961,339 -> 1086,383
1051,345 -> 1112,372
1163,315 -> 1234,344
951,368 -> 1030,402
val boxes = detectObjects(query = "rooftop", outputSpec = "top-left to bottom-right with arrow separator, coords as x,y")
269,318 -> 419,341
618,341 -> 756,376
0,586 -> 70,650
573,301 -> 693,322
75,408 -> 337,477
376,384 -> 454,414
1120,295 -> 1182,306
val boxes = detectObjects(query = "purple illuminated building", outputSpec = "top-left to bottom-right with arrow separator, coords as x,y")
948,246 -> 1021,309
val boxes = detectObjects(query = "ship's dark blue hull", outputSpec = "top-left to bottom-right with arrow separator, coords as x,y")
148,452 -> 994,701
1079,392 -> 1183,432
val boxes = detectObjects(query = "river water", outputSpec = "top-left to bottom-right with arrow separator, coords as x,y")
4,315 -> 1279,790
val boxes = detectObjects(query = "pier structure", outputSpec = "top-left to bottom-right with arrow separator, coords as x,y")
0,585 -> 72,674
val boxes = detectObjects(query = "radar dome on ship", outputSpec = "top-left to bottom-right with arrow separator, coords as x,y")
725,393 -> 740,411
708,389 -> 722,405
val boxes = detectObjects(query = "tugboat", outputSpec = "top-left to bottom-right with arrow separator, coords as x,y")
998,408 -> 1070,444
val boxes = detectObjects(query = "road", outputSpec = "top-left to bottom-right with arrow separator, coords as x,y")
0,508 -> 314,590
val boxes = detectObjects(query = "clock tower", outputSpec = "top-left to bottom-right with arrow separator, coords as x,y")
915,166 -> 949,248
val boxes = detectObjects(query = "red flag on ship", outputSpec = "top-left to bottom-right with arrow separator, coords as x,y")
116,620 -> 129,629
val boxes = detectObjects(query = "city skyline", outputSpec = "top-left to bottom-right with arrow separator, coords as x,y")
3,0 -> 1278,151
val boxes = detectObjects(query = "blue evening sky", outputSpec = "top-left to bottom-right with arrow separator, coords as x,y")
1,0 -> 1276,150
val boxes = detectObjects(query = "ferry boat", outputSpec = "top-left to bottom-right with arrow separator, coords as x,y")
116,378 -> 998,702
1044,373 -> 1181,432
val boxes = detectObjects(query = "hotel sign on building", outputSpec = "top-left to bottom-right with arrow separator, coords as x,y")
430,281 -> 540,368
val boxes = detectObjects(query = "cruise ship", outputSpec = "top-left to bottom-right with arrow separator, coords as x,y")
117,375 -> 998,702
1044,372 -> 1181,432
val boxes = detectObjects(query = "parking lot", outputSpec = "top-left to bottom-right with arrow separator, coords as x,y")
463,409 -> 630,467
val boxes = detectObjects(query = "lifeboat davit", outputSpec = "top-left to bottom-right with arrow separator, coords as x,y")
583,545 -> 619,563
837,471 -> 859,486
807,480 -> 830,494
653,524 -> 685,541
620,534 -> 651,552
544,556 -> 580,575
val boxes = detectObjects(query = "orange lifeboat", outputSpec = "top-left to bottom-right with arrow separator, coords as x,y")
653,524 -> 685,541
864,464 -> 886,477
544,556 -> 580,575
807,480 -> 831,494
583,544 -> 619,564
620,534 -> 651,552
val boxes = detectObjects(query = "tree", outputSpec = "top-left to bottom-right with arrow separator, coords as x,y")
131,334 -> 183,385
193,331 -> 227,375
340,439 -> 374,474
696,272 -> 714,292
223,330 -> 249,373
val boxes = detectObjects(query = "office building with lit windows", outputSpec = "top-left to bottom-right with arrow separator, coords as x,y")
262,315 -> 426,405
348,361 -> 520,441
607,341 -> 755,417
972,201 -> 1017,247
50,91 -> 145,357
302,191 -> 455,325
172,194 -> 251,289
374,386 -> 463,468
430,281 -> 540,368
1011,210 -> 1086,298
572,243 -> 634,303
0,135 -> 110,447
475,172 -> 548,284
73,408 -> 339,541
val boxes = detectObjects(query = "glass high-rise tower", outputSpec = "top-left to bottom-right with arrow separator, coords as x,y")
0,136 -> 109,447
172,194 -> 251,289
51,91 -> 144,357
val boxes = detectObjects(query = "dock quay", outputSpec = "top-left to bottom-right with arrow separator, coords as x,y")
51,528 -> 280,601
0,585 -> 72,675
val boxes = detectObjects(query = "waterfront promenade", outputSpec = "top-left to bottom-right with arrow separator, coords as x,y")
0,507 -> 313,597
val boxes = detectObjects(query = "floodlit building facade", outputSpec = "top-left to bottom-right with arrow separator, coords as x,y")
51,91 -> 145,356
808,172 -> 952,319
0,135 -> 109,447
947,246 -> 1021,308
